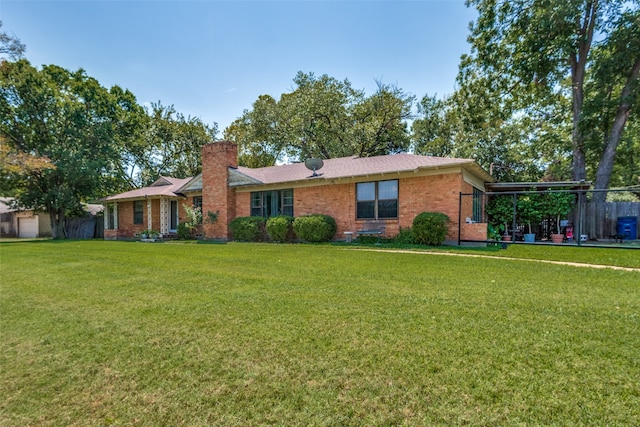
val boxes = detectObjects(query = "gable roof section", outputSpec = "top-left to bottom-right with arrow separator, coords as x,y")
178,174 -> 203,193
232,153 -> 492,187
103,176 -> 192,202
151,176 -> 178,186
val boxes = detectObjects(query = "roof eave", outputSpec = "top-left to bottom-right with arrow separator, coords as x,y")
102,193 -> 186,203
232,162 -> 492,190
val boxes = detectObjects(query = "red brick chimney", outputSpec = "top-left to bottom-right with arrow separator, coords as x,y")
201,141 -> 238,240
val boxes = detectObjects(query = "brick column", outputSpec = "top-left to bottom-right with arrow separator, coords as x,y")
202,141 -> 238,240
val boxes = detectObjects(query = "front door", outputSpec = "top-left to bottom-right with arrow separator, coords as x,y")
170,200 -> 178,232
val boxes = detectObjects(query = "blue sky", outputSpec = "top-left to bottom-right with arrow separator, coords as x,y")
1,0 -> 477,132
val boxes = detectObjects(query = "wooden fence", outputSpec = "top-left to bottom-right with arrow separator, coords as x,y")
581,202 -> 640,240
65,216 -> 102,239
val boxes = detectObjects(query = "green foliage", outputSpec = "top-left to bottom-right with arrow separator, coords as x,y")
0,59 -> 147,238
486,195 -> 515,232
132,102 -> 218,186
224,72 -> 414,165
179,203 -> 202,239
516,192 -> 543,234
463,0 -> 639,191
487,223 -> 504,242
178,205 -> 217,240
355,235 -> 382,245
229,216 -> 267,242
392,227 -> 415,245
176,222 -> 192,240
206,210 -> 219,224
606,191 -> 640,202
140,229 -> 160,239
292,214 -> 337,243
183,203 -> 203,225
412,212 -> 450,246
266,215 -> 295,243
542,191 -> 575,234
411,95 -> 454,158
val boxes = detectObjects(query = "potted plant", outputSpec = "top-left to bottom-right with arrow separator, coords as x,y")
542,191 -> 575,243
486,195 -> 515,241
517,192 -> 542,242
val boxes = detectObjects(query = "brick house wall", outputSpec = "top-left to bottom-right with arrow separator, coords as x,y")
104,196 -> 196,240
227,171 -> 483,243
459,181 -> 488,242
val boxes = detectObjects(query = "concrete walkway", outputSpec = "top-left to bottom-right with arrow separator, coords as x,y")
349,248 -> 640,273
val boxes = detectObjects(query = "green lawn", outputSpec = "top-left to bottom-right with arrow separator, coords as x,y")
1,241 -> 638,426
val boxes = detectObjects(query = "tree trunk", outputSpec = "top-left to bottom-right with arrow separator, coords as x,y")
592,58 -> 640,204
570,52 -> 587,181
570,0 -> 598,182
49,209 -> 66,239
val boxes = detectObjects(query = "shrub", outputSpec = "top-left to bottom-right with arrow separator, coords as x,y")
229,216 -> 267,242
266,215 -> 295,243
356,235 -> 381,244
176,223 -> 192,240
393,227 -> 415,244
293,214 -> 337,243
412,212 -> 450,246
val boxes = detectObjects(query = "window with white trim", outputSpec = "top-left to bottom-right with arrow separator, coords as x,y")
106,203 -> 118,229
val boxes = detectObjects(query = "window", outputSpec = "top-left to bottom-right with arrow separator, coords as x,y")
107,203 -> 117,229
356,180 -> 398,219
472,188 -> 483,223
133,200 -> 144,224
192,196 -> 202,210
251,189 -> 293,218
192,196 -> 203,224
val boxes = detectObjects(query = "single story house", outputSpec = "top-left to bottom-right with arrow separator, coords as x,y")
0,197 -> 52,238
103,141 -> 493,244
1,197 -> 104,238
102,177 -> 194,239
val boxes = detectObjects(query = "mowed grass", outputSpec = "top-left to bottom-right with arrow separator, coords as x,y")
1,241 -> 638,426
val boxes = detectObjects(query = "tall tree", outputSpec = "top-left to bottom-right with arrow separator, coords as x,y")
464,0 -> 638,195
224,95 -> 282,167
411,95 -> 454,158
0,136 -> 55,195
0,60 -> 146,238
588,9 -> 640,199
224,72 -> 413,165
350,82 -> 414,157
0,21 -> 26,60
130,102 -> 218,186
